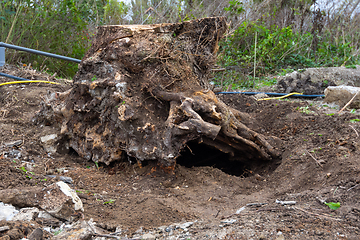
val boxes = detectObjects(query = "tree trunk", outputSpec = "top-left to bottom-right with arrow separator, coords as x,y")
35,17 -> 281,168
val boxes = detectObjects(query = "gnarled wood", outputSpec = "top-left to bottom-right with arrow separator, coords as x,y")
34,17 -> 281,167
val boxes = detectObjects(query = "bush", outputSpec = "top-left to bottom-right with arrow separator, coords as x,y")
1,0 -> 98,78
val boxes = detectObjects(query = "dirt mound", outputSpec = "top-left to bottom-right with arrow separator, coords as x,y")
0,64 -> 360,239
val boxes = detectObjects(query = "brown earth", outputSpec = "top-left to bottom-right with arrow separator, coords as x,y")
0,65 -> 360,239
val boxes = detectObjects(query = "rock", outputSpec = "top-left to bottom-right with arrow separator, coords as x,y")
40,134 -> 59,154
220,218 -> 237,227
45,175 -> 74,184
253,93 -> 269,100
11,207 -> 39,221
0,182 -> 83,222
0,187 -> 42,208
52,219 -> 110,240
141,233 -> 156,240
39,181 -> 84,221
178,221 -> 194,230
324,86 -> 360,108
27,228 -> 43,240
36,211 -> 63,227
275,199 -> 297,205
0,202 -> 18,221
52,220 -> 93,240
4,140 -> 23,148
275,66 -> 360,95
0,226 -> 10,232
59,176 -> 73,184
275,231 -> 285,240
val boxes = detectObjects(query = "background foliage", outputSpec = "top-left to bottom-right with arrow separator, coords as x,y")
1,0 -> 360,86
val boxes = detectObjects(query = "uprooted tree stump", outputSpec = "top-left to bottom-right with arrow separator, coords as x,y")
34,17 -> 281,168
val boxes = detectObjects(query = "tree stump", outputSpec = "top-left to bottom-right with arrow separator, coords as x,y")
35,17 -> 281,168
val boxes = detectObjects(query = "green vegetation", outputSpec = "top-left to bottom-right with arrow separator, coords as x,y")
103,199 -> 115,204
213,0 -> 360,90
350,119 -> 360,123
324,201 -> 341,210
297,106 -> 314,114
19,166 -> 34,179
1,0 -> 360,85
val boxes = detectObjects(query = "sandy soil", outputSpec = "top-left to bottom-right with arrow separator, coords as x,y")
0,65 -> 359,239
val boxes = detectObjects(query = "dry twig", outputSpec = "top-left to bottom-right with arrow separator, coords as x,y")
349,125 -> 359,138
305,150 -> 324,167
292,206 -> 342,221
338,90 -> 360,114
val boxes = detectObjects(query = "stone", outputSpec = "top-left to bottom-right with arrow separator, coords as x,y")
178,221 -> 194,230
0,226 -> 10,232
220,219 -> 237,225
11,207 -> 39,221
275,66 -> 360,95
324,86 -> 360,108
27,228 -> 43,240
39,181 -> 83,221
4,140 -> 23,148
52,220 -> 93,240
40,134 -> 59,154
141,233 -> 156,240
0,202 -> 18,221
253,93 -> 269,100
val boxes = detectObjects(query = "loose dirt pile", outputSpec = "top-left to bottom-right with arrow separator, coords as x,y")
0,64 -> 360,239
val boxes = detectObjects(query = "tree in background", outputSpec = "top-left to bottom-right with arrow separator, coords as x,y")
104,0 -> 129,25
1,0 -> 360,81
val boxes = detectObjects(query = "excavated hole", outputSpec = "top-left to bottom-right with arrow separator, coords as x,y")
176,140 -> 259,177
177,140 -> 281,177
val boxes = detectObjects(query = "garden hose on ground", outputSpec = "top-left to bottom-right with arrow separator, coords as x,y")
257,92 -> 303,101
215,91 -> 325,99
0,80 -> 60,87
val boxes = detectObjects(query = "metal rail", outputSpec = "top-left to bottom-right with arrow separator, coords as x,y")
0,42 -> 82,81
0,72 -> 28,81
0,42 -> 81,64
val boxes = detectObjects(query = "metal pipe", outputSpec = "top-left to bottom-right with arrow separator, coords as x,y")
0,47 -> 5,67
0,72 -> 28,81
215,91 -> 325,98
0,42 -> 81,63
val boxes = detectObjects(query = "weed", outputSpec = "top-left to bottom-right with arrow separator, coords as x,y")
298,106 -> 314,114
324,202 -> 340,210
350,119 -> 360,123
103,199 -> 115,204
53,229 -> 62,236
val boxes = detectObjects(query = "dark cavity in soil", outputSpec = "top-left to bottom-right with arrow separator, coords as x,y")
177,140 -> 252,177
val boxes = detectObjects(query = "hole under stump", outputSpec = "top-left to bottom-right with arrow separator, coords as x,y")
176,140 -> 280,177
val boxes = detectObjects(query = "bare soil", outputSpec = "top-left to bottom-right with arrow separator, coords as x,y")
1,65 -> 360,239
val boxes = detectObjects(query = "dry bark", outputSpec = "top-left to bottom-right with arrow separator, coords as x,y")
34,17 -> 281,168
